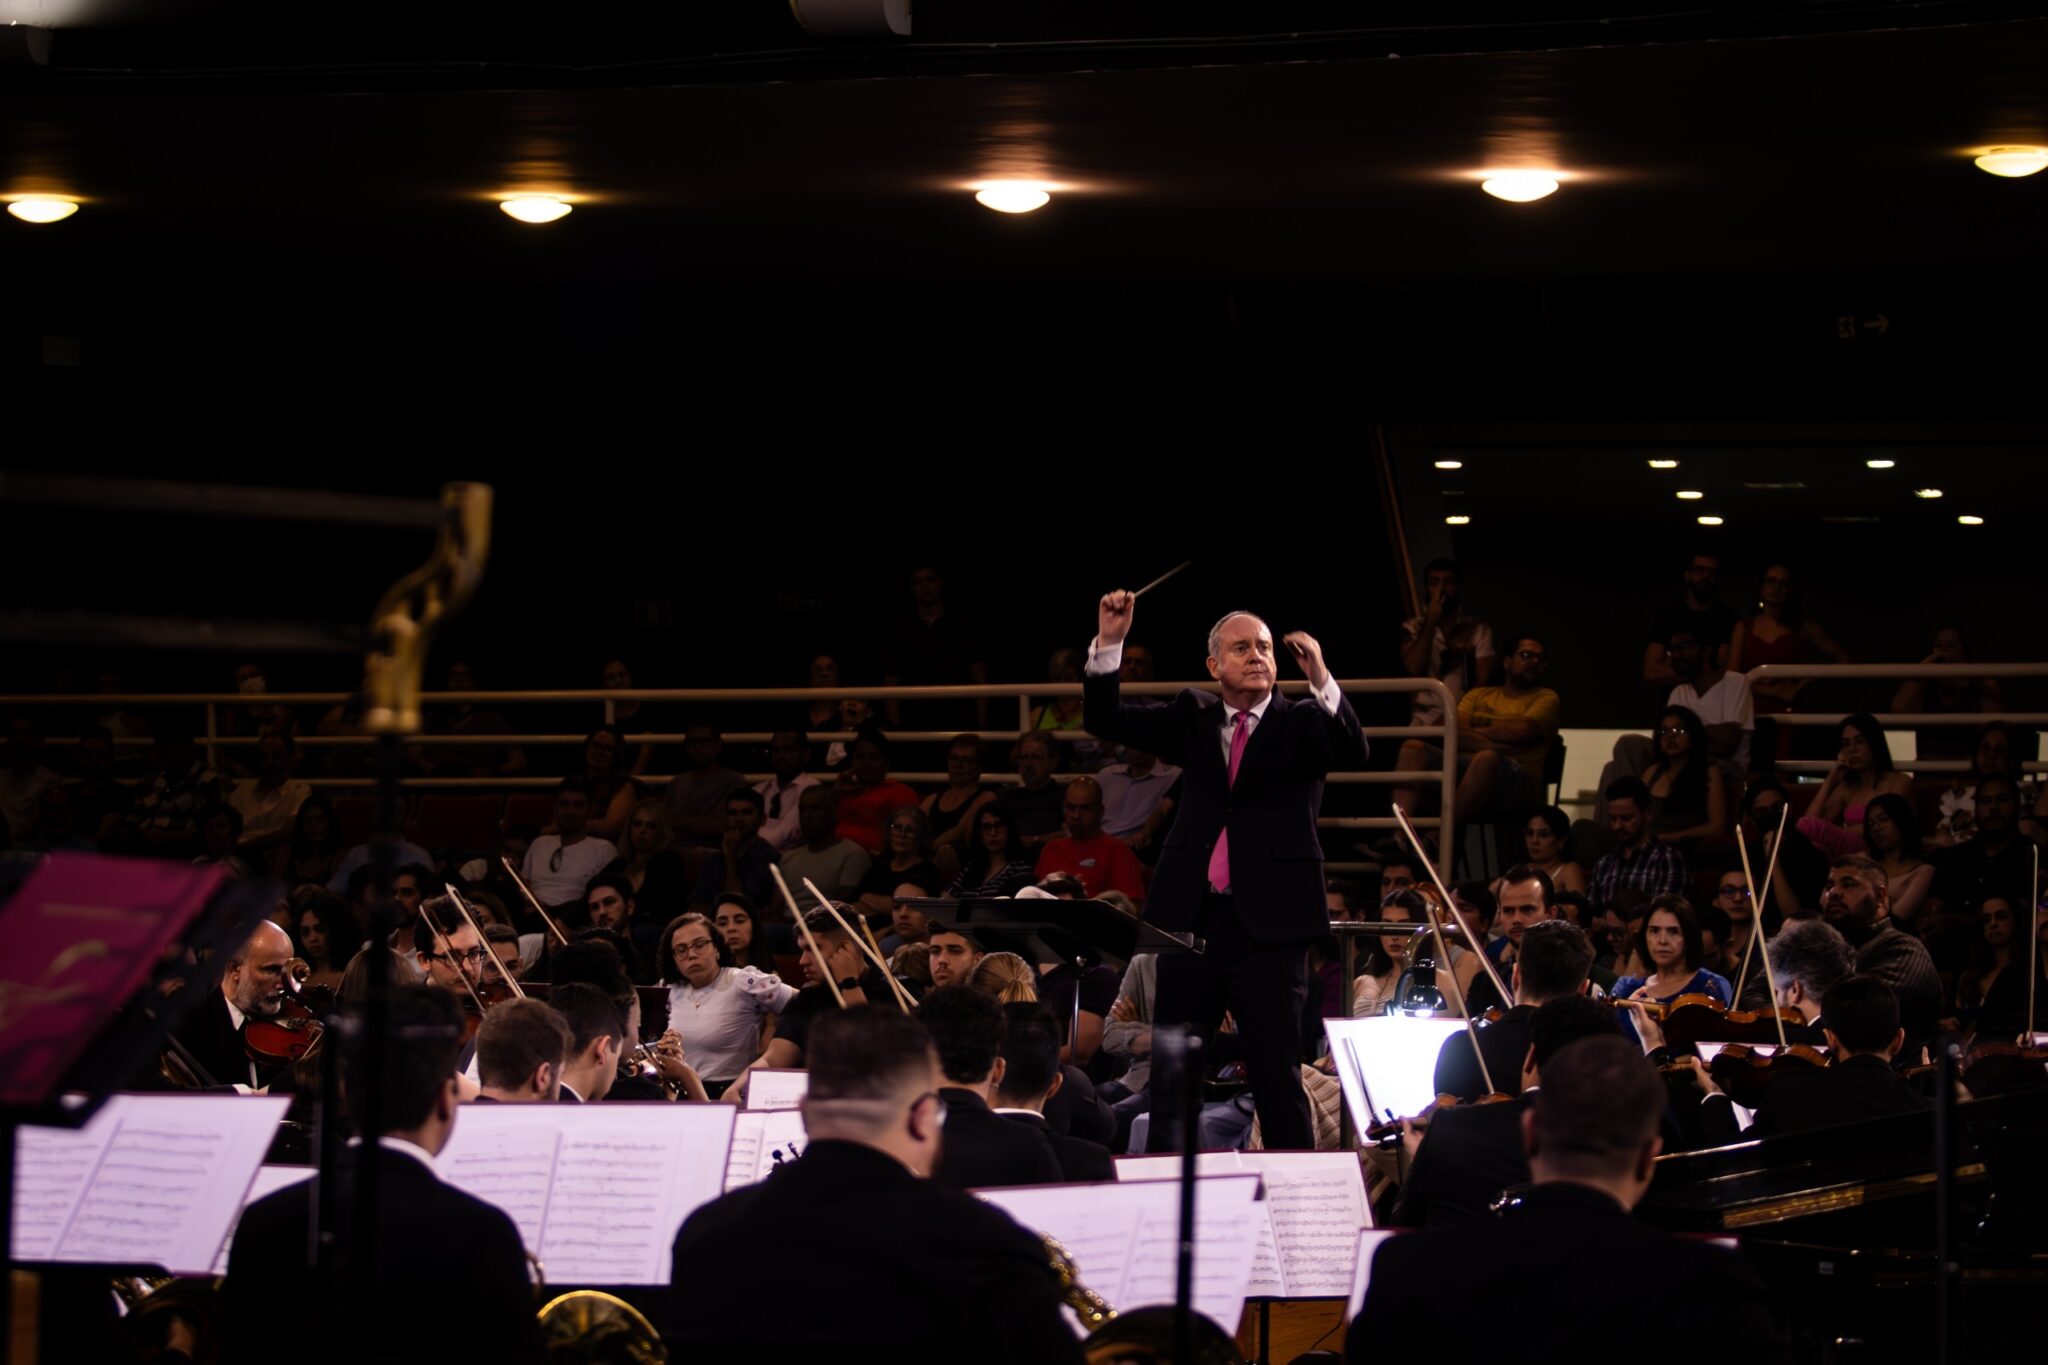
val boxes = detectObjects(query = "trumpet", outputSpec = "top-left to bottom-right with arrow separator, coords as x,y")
620,1041 -> 684,1100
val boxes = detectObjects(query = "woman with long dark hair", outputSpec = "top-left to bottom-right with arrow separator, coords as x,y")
1798,713 -> 1913,858
570,726 -> 640,842
712,893 -> 778,973
1863,792 -> 1934,928
274,793 -> 344,886
1517,805 -> 1587,897
1642,705 -> 1728,845
946,805 -> 1036,898
1952,895 -> 2047,1037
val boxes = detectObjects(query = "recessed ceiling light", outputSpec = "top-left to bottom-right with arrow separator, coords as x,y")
1675,490 -> 1704,501
974,183 -> 1053,214
1696,516 -> 1724,526
499,195 -> 573,224
1647,459 -> 1679,469
7,197 -> 79,224
1914,488 -> 1944,499
1445,515 -> 1471,526
1974,147 -> 2048,178
1957,515 -> 1985,525
1433,460 -> 1464,470
1865,459 -> 1895,469
1480,172 -> 1560,203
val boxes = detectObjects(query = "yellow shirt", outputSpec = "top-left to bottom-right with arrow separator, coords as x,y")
1457,686 -> 1561,785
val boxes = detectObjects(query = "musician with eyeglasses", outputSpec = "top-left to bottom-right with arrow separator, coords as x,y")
667,1006 -> 1082,1364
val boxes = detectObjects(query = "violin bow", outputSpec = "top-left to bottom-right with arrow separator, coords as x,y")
448,885 -> 526,1001
498,855 -> 572,948
416,899 -> 493,1020
1728,800 -> 1789,1006
2026,841 -> 2041,1047
1418,883 -> 1500,1097
802,876 -> 916,1014
1391,803 -> 1515,1010
771,865 -> 845,1007
1730,822 -> 1791,1050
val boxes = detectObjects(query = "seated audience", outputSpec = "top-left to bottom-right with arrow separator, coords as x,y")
920,734 -> 997,866
856,805 -> 944,915
1095,746 -> 1181,855
585,872 -> 659,980
0,716 -> 59,845
1862,792 -> 1934,929
880,885 -> 935,955
993,733 -> 1067,854
754,730 -> 821,854
1642,551 -> 1735,684
1034,776 -> 1146,903
1893,626 -> 2006,761
1397,558 -> 1497,738
288,887 -> 361,994
1948,894 -> 2045,1037
228,731 -> 312,856
1730,562 -> 1850,730
569,726 -> 640,842
1796,713 -> 1913,858
662,722 -> 750,847
521,779 -> 618,909
1932,720 -> 2038,846
1931,774 -> 2034,917
1520,805 -> 1588,897
778,785 -> 873,908
918,985 -> 1064,1190
1660,623 -> 1752,769
1590,778 -> 1688,909
1641,706 -> 1727,845
1821,854 -> 1944,1060
712,892 -> 780,973
947,805 -> 1038,899
1394,632 -> 1558,823
687,787 -> 781,913
832,732 -> 921,856
276,792 -> 345,887
604,798 -> 690,923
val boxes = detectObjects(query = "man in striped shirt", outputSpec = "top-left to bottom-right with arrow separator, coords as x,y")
1589,778 -> 1687,910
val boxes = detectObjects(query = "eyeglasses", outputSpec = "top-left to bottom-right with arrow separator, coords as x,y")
889,823 -> 920,835
674,938 -> 719,957
1515,650 -> 1546,662
1718,886 -> 1751,899
431,947 -> 489,966
1656,727 -> 1688,738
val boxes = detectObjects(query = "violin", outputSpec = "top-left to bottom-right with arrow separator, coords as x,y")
1698,1041 -> 1831,1106
1957,1038 -> 2048,1097
244,958 -> 330,1067
1364,1089 -> 1514,1146
1611,992 -> 1806,1047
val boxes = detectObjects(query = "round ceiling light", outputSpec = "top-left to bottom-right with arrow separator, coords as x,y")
1480,172 -> 1560,203
7,197 -> 79,224
974,183 -> 1053,214
499,195 -> 573,224
1974,147 -> 2048,178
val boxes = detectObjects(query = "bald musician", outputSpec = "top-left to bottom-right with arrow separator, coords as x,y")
223,986 -> 545,1365
171,919 -> 294,1090
667,1006 -> 1083,1364
1353,1036 -> 1786,1362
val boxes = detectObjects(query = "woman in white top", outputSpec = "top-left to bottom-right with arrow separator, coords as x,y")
1351,893 -> 1420,1016
660,912 -> 797,1094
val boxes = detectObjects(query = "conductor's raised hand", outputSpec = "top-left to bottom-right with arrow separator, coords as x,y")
1282,631 -> 1330,689
1098,589 -> 1135,646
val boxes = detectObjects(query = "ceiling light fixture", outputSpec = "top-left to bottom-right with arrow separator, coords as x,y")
1675,490 -> 1704,501
7,197 -> 79,224
1957,515 -> 1985,526
1445,515 -> 1471,526
973,183 -> 1053,214
499,195 -> 573,224
1974,147 -> 2048,178
1433,460 -> 1464,470
1914,488 -> 1944,499
1647,459 -> 1679,469
1865,459 -> 1895,469
1480,172 -> 1560,203
1697,516 -> 1724,526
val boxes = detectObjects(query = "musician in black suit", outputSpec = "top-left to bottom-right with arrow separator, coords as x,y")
1392,993 -> 1623,1227
1433,919 -> 1596,1102
995,1003 -> 1115,1182
1083,590 -> 1368,1149
222,986 -> 545,1365
1355,1036 -> 1786,1363
170,919 -> 295,1090
1683,975 -> 1928,1146
919,986 -> 1063,1189
668,1006 -> 1083,1364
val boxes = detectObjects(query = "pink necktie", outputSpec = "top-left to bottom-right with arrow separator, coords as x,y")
1208,710 -> 1250,892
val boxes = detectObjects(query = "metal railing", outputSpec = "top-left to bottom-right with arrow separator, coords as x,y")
1743,662 -> 2048,774
4,678 -> 1460,877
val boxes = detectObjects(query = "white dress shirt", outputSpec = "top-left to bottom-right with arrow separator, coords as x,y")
754,774 -> 820,852
1085,637 -> 1344,740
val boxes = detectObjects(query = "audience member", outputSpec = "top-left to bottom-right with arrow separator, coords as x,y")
288,887 -> 361,994
712,892 -> 779,973
1357,1034 -> 1780,1359
1728,562 -> 1850,730
191,803 -> 255,876
1398,558 -> 1497,732
833,732 -> 921,856
127,735 -> 230,858
0,717 -> 60,844
65,723 -> 133,849
1931,775 -> 2034,917
1519,805 -> 1588,897
1862,793 -> 1934,930
994,1003 -> 1115,1182
1590,778 -> 1687,910
856,805 -> 944,915
916,733 -> 996,867
1743,778 -> 1826,923
1034,776 -> 1146,903
1933,720 -> 2039,847
947,805 -> 1038,899
754,730 -> 820,854
568,726 -> 639,842
881,884 -> 936,955
1643,551 -> 1736,685
991,734 -> 1064,855
801,653 -> 846,737
604,797 -> 689,923
1796,713 -> 1913,858
597,656 -> 662,775
1397,633 -> 1558,822
1095,746 -> 1181,861
882,564 -> 990,731
1892,625 -> 2006,760
778,785 -> 873,907
919,985 -> 1064,1189
1661,625 -> 1752,772
521,778 -> 618,909
1951,895 -> 2047,1037
687,787 -> 781,913
411,660 -> 528,779
662,722 -> 750,847
226,731 -> 311,856
1821,853 -> 1943,1058
1027,648 -> 1090,746
1641,706 -> 1728,846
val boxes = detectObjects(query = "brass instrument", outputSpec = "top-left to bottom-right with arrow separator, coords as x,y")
620,1041 -> 683,1099
1042,1233 -> 1247,1364
1044,1232 -> 1118,1332
538,1290 -> 668,1364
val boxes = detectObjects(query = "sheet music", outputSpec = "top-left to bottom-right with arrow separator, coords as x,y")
723,1109 -> 807,1190
724,1112 -> 767,1191
1242,1200 -> 1287,1299
1324,1016 -> 1463,1128
982,1174 -> 1262,1332
212,1165 -> 316,1276
12,1093 -> 289,1276
1113,1152 -> 1244,1182
436,1104 -> 736,1286
1346,1230 -> 1398,1318
1238,1153 -> 1372,1298
744,1069 -> 809,1111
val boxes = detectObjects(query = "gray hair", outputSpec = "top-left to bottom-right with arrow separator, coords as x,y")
1766,918 -> 1855,1003
1206,610 -> 1268,660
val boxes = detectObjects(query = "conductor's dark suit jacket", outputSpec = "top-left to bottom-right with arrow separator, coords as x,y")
1082,666 -> 1368,944
1353,1182 -> 1788,1364
222,1145 -> 545,1365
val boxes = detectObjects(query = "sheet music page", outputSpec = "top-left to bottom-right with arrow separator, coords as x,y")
744,1069 -> 809,1111
723,1112 -> 767,1191
1346,1230 -> 1398,1318
1113,1153 -> 1243,1182
212,1165 -> 316,1276
439,1104 -> 737,1286
966,1197 -> 1142,1338
1242,1199 -> 1287,1299
14,1094 -> 289,1275
1324,1016 -> 1463,1128
1238,1152 -> 1372,1297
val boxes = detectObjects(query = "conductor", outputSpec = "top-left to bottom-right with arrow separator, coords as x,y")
1083,590 -> 1367,1149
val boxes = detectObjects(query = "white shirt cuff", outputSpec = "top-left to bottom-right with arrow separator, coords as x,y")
1086,637 -> 1124,676
1311,674 -> 1342,715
